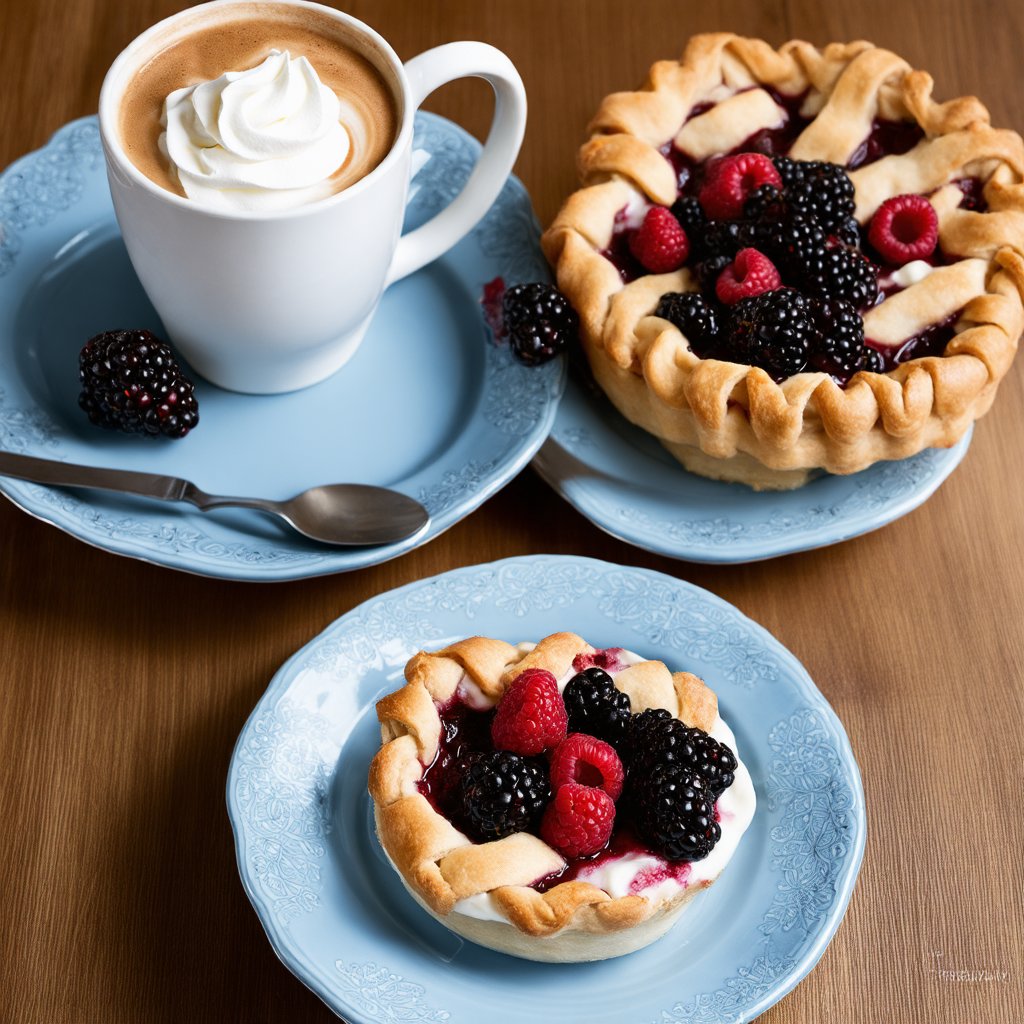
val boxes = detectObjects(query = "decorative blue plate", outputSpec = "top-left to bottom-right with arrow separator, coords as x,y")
227,555 -> 866,1024
533,372 -> 971,563
0,114 -> 563,580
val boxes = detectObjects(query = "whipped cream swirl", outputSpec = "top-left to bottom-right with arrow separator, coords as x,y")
161,50 -> 354,212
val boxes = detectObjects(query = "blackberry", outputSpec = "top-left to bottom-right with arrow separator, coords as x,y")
670,195 -> 707,239
562,667 -> 632,748
78,329 -> 199,439
632,763 -> 721,861
756,213 -> 826,275
502,282 -> 577,335
509,322 -> 566,366
772,156 -> 856,233
654,292 -> 722,355
502,282 -> 578,366
727,289 -> 819,379
834,216 -> 862,248
694,253 -> 733,294
625,708 -> 737,798
700,220 -> 745,260
742,183 -> 787,223
814,299 -> 868,376
802,247 -> 879,308
863,346 -> 886,373
458,750 -> 550,842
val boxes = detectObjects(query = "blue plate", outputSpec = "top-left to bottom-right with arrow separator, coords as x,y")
0,114 -> 563,580
227,555 -> 866,1023
533,370 -> 971,563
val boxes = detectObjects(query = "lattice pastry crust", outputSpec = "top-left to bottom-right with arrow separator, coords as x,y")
541,34 -> 1024,487
367,633 -> 728,961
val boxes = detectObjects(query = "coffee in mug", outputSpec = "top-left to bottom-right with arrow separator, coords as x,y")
118,3 -> 399,212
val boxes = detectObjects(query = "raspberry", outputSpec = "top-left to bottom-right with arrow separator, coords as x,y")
562,666 -> 633,748
626,708 -> 737,799
727,288 -> 819,380
491,668 -> 568,755
868,194 -> 939,264
549,733 -> 625,801
654,293 -> 722,356
458,750 -> 551,842
78,329 -> 199,439
540,783 -> 615,858
500,282 -> 578,366
699,153 -> 782,220
631,764 -> 720,861
629,206 -> 690,273
715,248 -> 782,305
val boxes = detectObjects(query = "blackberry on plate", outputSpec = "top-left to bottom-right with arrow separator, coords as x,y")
814,299 -> 868,376
632,763 -> 721,861
562,666 -> 632,748
78,329 -> 199,439
654,292 -> 722,355
670,195 -> 707,238
727,288 -> 820,379
625,708 -> 737,798
501,282 -> 578,366
458,749 -> 550,842
802,246 -> 879,308
772,156 -> 856,233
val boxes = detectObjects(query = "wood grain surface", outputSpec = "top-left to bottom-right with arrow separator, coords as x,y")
2,1 -> 1023,1021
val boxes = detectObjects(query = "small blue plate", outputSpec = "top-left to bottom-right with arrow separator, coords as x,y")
227,554 -> 866,1024
0,114 -> 563,580
533,370 -> 971,563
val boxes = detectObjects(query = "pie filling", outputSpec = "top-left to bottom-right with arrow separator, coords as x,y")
600,84 -> 983,385
417,645 -> 756,925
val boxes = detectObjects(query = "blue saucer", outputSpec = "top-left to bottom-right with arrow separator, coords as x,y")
533,369 -> 971,563
227,555 -> 866,1024
0,114 -> 563,580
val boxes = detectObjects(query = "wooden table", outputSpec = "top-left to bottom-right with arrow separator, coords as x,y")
2,1 -> 1022,1020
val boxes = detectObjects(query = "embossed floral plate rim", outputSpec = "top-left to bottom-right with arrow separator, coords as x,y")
533,371 -> 971,564
226,554 -> 867,1024
0,113 -> 564,581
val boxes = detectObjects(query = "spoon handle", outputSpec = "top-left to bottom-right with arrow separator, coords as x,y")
0,449 -> 198,503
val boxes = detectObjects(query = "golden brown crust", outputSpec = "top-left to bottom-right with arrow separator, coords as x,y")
542,33 -> 1024,482
367,634 -> 722,940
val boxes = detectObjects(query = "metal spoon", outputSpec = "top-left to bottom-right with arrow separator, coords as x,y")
0,450 -> 429,547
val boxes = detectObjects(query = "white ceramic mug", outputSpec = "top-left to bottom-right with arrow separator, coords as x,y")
98,0 -> 526,394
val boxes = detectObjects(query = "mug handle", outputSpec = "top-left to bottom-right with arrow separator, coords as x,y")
385,42 -> 527,287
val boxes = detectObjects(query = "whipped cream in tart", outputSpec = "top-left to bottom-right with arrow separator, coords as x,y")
542,34 -> 1024,489
368,633 -> 755,962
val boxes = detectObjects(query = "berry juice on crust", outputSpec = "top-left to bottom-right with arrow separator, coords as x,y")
368,633 -> 756,962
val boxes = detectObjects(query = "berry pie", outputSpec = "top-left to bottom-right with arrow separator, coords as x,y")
542,35 -> 1024,488
367,633 -> 755,962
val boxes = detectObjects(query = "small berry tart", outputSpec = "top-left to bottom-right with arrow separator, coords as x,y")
367,633 -> 755,962
542,35 -> 1024,488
